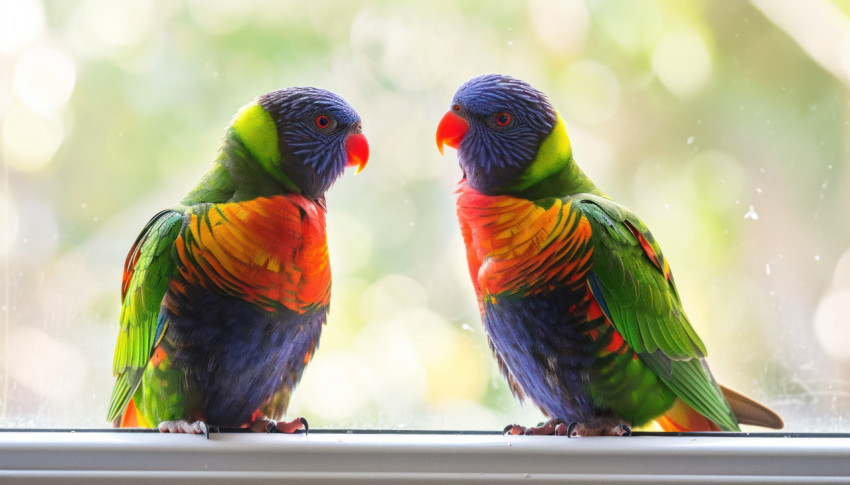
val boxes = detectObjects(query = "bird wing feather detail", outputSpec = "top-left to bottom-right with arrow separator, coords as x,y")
108,210 -> 183,422
577,195 -> 739,430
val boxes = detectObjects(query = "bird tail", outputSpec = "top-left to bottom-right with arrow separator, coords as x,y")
656,386 -> 784,432
115,398 -> 151,428
655,398 -> 722,432
719,384 -> 784,429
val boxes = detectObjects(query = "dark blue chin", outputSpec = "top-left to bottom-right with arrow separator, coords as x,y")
282,141 -> 348,199
458,141 -> 531,195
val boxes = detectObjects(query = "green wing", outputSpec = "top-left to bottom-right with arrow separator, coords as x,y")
576,194 -> 739,431
107,210 -> 183,423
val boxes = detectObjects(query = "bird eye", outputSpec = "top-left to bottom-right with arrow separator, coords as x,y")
315,115 -> 330,128
452,104 -> 461,112
495,112 -> 511,127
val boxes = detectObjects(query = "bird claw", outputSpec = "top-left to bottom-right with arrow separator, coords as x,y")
503,424 -> 526,435
566,420 -> 632,437
503,418 -> 631,437
525,418 -> 567,435
503,419 -> 567,436
249,416 -> 309,434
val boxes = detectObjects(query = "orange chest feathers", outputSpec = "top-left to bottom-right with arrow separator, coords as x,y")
456,184 -> 593,301
175,195 -> 331,313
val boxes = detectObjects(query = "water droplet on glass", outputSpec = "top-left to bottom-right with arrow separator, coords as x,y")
766,263 -> 771,275
686,136 -> 694,145
756,187 -> 763,194
814,255 -> 821,261
744,205 -> 759,220
461,323 -> 474,333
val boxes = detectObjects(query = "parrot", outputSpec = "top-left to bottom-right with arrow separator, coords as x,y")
107,87 -> 369,435
436,74 -> 783,436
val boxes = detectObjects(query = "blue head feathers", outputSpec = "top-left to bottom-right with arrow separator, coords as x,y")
448,74 -> 557,194
259,87 -> 363,198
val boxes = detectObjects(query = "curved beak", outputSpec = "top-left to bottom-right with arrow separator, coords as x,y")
436,110 -> 469,155
345,132 -> 369,173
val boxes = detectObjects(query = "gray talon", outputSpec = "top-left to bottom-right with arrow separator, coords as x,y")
297,417 -> 309,434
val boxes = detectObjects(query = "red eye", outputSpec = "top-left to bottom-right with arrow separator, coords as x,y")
315,115 -> 330,128
496,112 -> 511,126
452,104 -> 461,112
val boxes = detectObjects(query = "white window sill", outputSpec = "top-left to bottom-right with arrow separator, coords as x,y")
1,430 -> 849,483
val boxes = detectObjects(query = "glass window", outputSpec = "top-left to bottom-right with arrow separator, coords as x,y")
0,0 -> 847,432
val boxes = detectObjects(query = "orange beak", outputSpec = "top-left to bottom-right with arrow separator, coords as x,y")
436,110 -> 469,155
345,132 -> 369,173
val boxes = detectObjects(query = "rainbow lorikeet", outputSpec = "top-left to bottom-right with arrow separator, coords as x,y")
437,74 -> 782,436
107,87 -> 368,435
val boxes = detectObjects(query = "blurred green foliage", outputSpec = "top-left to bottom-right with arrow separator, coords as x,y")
0,0 -> 848,430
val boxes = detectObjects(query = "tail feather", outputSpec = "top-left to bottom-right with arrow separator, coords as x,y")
657,387 -> 784,432
721,385 -> 784,429
656,398 -> 722,432
116,398 -> 151,428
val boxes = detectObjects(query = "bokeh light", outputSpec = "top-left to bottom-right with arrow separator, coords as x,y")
814,290 -> 850,361
528,0 -> 589,55
652,27 -> 713,98
0,0 -> 45,55
558,60 -> 621,125
1,104 -> 64,172
187,0 -> 253,36
13,47 -> 76,114
0,188 -> 17,256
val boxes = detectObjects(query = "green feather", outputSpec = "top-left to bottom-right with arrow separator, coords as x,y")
506,113 -> 604,199
230,102 -> 300,194
107,210 -> 183,423
575,195 -> 738,430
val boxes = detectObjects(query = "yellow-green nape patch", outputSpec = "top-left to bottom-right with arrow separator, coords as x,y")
231,101 -> 301,193
510,113 -> 573,191
231,102 -> 282,172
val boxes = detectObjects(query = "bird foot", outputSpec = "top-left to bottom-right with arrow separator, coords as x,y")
249,416 -> 309,434
158,420 -> 210,438
566,421 -> 632,437
503,418 -> 631,437
503,419 -> 569,436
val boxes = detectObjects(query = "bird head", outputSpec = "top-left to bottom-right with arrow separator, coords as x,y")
436,74 -> 562,195
231,87 -> 368,199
